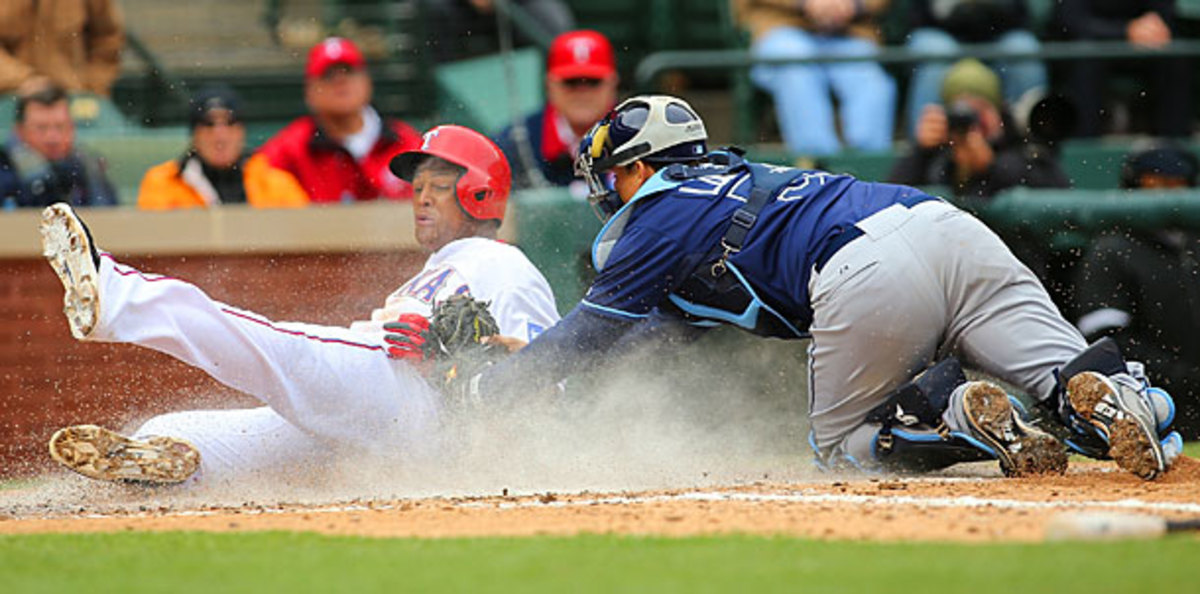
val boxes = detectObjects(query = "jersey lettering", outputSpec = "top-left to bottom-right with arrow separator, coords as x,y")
676,173 -> 740,197
409,268 -> 454,303
777,172 -> 836,202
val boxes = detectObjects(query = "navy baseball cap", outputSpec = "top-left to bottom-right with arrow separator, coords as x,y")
188,84 -> 242,129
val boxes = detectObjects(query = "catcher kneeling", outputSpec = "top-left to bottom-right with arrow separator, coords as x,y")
41,125 -> 560,486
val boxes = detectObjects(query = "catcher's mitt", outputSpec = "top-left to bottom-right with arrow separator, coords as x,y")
422,294 -> 505,395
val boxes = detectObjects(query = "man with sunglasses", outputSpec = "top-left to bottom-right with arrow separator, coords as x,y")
494,30 -> 619,192
258,37 -> 423,203
137,85 -> 309,209
470,94 -> 1185,481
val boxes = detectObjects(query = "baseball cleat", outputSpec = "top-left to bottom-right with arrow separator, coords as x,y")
40,203 -> 101,339
1067,371 -> 1166,480
962,381 -> 1068,477
48,424 -> 201,485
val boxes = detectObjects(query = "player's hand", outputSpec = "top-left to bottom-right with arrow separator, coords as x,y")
482,334 -> 528,353
383,313 -> 432,361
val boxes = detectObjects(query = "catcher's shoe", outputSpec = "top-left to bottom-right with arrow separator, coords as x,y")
962,381 -> 1069,477
48,425 -> 201,485
1067,371 -> 1166,480
40,203 -> 101,339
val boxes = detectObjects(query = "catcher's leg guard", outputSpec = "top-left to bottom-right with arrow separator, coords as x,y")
49,424 -> 201,485
874,426 -> 996,473
1043,338 -> 1176,480
867,359 -> 1067,476
866,358 -> 993,473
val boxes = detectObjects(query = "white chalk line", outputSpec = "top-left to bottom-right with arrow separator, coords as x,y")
75,488 -> 1200,520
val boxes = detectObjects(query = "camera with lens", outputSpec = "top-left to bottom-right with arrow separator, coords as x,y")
946,100 -> 978,136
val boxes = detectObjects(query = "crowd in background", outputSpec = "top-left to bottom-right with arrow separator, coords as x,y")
0,0 -> 1198,434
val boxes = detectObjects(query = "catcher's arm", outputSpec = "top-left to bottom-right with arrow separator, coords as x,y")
473,304 -> 638,401
482,334 -> 528,353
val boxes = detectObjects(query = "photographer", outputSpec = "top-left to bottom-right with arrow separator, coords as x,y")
903,0 -> 1046,139
889,58 -> 1068,201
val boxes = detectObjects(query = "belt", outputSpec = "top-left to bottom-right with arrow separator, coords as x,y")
813,193 -> 939,273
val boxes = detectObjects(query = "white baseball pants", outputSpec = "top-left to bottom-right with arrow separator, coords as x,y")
88,255 -> 443,484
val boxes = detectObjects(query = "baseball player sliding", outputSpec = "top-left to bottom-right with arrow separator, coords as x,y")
469,94 -> 1184,480
41,125 -> 559,486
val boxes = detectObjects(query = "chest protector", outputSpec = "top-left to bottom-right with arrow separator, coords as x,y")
664,154 -> 809,338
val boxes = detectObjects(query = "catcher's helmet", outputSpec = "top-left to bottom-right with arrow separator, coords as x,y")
390,125 -> 512,221
575,95 -> 708,220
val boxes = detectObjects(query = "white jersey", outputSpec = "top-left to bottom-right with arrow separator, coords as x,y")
348,237 -> 560,341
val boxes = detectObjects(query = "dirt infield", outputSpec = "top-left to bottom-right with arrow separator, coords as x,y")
4,457 -> 1199,542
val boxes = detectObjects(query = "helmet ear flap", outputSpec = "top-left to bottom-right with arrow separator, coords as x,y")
455,167 -> 506,221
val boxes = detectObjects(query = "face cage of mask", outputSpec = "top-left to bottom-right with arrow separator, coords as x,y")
580,153 -> 622,221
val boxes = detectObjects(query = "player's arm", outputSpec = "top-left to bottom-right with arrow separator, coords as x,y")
477,303 -> 639,398
479,226 -> 683,398
608,307 -> 710,351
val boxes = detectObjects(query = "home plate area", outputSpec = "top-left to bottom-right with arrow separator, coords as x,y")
3,457 -> 1200,542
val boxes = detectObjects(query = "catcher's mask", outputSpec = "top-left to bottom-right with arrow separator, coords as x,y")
390,125 -> 512,222
575,95 -> 708,221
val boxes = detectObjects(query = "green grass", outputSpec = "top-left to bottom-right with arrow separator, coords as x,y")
0,531 -> 1196,593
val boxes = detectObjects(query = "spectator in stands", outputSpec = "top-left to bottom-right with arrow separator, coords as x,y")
422,0 -> 576,62
0,149 -> 16,209
731,0 -> 896,158
903,0 -> 1047,138
0,0 -> 124,97
1073,144 -> 1200,437
258,37 -> 423,203
493,30 -> 618,193
137,85 -> 309,210
888,58 -> 1068,200
0,82 -> 117,208
1049,0 -> 1192,138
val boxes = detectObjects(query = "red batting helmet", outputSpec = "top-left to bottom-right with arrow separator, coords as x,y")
389,125 -> 511,222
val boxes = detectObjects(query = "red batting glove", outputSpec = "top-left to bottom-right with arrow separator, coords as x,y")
383,313 -> 431,361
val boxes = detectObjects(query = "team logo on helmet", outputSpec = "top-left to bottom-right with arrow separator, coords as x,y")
421,128 -> 440,151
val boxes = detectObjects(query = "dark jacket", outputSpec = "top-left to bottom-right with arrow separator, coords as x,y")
887,111 -> 1069,200
909,0 -> 1030,42
1051,0 -> 1177,40
1073,229 -> 1200,437
2,136 -> 117,207
493,106 -> 579,189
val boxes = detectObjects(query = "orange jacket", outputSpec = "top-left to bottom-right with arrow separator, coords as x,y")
137,154 -> 309,210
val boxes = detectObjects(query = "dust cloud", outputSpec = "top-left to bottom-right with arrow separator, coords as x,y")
2,330 -> 816,516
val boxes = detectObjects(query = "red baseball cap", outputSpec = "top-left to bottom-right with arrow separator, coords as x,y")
547,30 -> 616,80
306,37 -> 366,79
